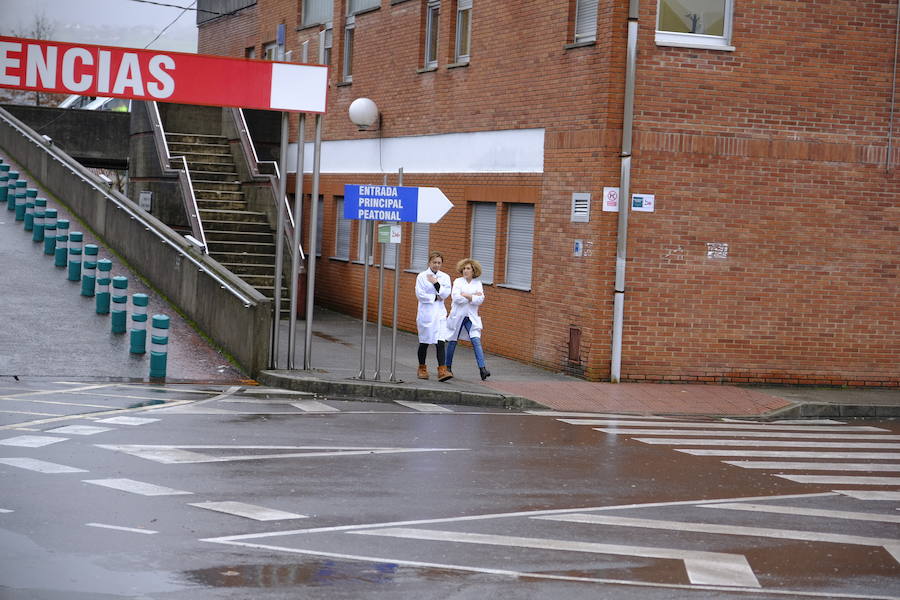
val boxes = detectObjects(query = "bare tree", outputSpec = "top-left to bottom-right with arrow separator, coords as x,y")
13,11 -> 57,106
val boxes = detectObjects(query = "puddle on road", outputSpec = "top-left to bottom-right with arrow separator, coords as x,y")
184,560 -> 400,588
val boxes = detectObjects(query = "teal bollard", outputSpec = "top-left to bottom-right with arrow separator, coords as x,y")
54,220 -> 69,267
13,181 -> 26,221
43,209 -> 57,255
0,165 -> 8,210
111,276 -> 128,334
149,314 -> 170,378
80,244 -> 98,296
23,189 -> 37,231
32,198 -> 46,242
67,231 -> 83,281
6,171 -> 18,211
130,294 -> 149,354
96,259 -> 112,314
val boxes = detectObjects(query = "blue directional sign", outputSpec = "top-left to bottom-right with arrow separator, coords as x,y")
344,184 -> 452,223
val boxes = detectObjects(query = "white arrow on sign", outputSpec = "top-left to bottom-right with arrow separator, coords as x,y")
417,187 -> 453,223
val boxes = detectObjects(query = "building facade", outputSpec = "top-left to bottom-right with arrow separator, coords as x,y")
197,0 -> 899,386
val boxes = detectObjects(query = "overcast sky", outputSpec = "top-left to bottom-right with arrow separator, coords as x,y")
1,0 -> 198,52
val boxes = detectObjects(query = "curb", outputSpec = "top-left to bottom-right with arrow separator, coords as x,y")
257,370 -> 543,410
763,402 -> 900,419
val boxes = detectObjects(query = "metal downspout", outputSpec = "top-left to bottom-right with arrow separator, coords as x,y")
611,0 -> 640,383
887,0 -> 900,172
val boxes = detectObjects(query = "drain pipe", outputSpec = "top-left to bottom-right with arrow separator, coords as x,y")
887,0 -> 899,172
610,0 -> 640,383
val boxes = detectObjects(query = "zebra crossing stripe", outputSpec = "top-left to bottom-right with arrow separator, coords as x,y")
635,439 -> 900,449
0,435 -> 67,447
596,428 -> 900,440
528,411 -> 667,419
290,400 -> 339,412
722,461 -> 900,472
350,527 -> 760,588
775,474 -> 900,486
561,419 -> 887,432
677,449 -> 900,459
83,478 -> 193,496
702,502 -> 900,523
86,523 -> 157,535
0,457 -> 87,473
836,490 -> 900,501
395,401 -> 453,413
533,514 -> 900,564
189,501 -> 308,521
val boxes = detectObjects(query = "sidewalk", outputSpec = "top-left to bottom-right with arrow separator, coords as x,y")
261,308 -> 900,418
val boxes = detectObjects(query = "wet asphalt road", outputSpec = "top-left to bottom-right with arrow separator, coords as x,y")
0,380 -> 898,599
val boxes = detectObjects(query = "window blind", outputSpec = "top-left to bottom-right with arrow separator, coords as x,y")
410,223 -> 430,270
335,198 -> 350,259
506,204 -> 534,289
471,203 -> 496,283
574,0 -> 598,43
303,0 -> 332,26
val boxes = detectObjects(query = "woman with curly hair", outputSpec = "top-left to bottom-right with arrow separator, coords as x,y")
445,258 -> 490,380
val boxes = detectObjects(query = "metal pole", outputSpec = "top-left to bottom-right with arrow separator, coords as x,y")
303,31 -> 326,370
357,220 -> 371,379
288,42 -> 310,369
611,0 -> 640,383
389,167 -> 403,382
271,110 -> 289,369
374,227 -> 386,380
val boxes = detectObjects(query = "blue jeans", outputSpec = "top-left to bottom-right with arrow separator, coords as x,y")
446,317 -> 485,369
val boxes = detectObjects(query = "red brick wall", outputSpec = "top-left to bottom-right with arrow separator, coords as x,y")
200,0 -> 899,386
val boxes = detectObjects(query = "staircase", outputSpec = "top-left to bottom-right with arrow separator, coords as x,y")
165,133 -> 284,308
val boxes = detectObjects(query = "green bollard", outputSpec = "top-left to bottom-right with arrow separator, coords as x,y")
149,314 -> 170,378
32,198 -> 46,242
80,244 -> 98,296
0,165 -> 8,210
54,220 -> 69,267
111,276 -> 128,334
14,181 -> 26,221
23,189 -> 37,231
96,259 -> 112,314
67,231 -> 83,281
43,208 -> 57,255
6,171 -> 18,211
130,294 -> 149,354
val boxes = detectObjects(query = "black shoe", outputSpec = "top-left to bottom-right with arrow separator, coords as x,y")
479,367 -> 491,381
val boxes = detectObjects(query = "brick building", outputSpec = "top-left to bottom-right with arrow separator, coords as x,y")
196,0 -> 899,386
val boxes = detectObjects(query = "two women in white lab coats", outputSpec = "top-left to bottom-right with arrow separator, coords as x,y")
415,251 -> 453,381
445,258 -> 490,380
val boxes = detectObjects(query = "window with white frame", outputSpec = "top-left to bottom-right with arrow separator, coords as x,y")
357,220 -> 374,264
573,0 -> 598,44
470,202 -> 496,284
303,0 -> 333,26
262,41 -> 278,60
343,15 -> 355,82
409,222 -> 429,270
349,0 -> 379,13
424,0 -> 440,69
454,0 -> 472,63
505,204 -> 534,289
656,0 -> 734,50
335,197 -> 350,259
323,23 -> 333,65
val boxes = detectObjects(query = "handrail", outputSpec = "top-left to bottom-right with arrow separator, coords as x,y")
148,101 -> 208,253
233,108 -> 305,261
0,106 -> 256,306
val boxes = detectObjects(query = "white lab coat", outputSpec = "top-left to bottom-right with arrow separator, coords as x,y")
446,277 -> 485,341
415,268 -> 451,343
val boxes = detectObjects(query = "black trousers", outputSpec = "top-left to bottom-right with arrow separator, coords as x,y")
418,341 -> 446,365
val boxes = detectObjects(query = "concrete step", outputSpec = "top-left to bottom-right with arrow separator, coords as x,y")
176,160 -> 236,173
176,151 -> 234,165
196,199 -> 249,212
167,141 -> 230,155
202,219 -> 272,233
207,240 -> 276,254
205,230 -> 274,244
199,208 -> 269,223
166,133 -> 228,145
192,180 -> 243,193
212,251 -> 277,264
187,170 -> 241,182
194,189 -> 246,201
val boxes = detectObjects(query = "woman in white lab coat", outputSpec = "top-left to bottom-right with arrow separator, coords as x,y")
415,251 -> 452,381
445,258 -> 490,380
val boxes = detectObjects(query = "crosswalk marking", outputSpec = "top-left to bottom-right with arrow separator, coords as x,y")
0,435 -> 67,447
528,411 -> 667,419
189,501 -> 308,521
394,401 -> 453,413
86,523 -> 158,535
635,439 -> 900,449
83,478 -> 193,496
723,461 -> 900,472
533,514 -> 900,564
44,425 -> 113,436
97,444 -> 468,464
290,400 -> 339,412
351,526 -> 760,588
775,474 -> 900,486
677,449 -> 900,459
0,457 -> 87,473
596,428 -> 900,440
837,490 -> 900,501
0,508 -> 12,513
561,419 -> 886,432
95,416 -> 159,426
702,502 -> 900,523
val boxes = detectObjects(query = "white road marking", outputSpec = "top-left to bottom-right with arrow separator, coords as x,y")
239,388 -> 315,396
723,461 -> 900,472
703,502 -> 900,523
678,449 -> 900,459
597,428 -> 900,440
775,474 -> 900,486
0,508 -> 13,513
769,419 -> 846,425
0,409 -> 62,416
0,435 -> 67,447
221,398 -> 313,404
86,523 -> 158,535
836,490 -> 900,501
0,457 -> 87,473
83,478 -> 193,496
351,527 -> 760,588
44,425 -> 113,436
0,400 -> 194,431
290,400 -> 339,412
394,401 -> 453,413
0,383 -> 116,399
534,514 -> 900,564
562,419 -> 886,432
97,444 -> 467,464
189,501 -> 308,521
636,439 -> 900,449
527,411 -> 666,419
95,416 -> 159,426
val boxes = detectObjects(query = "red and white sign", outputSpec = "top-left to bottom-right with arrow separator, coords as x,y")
0,36 -> 328,113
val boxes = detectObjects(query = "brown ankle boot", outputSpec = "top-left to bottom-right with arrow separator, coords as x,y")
417,365 -> 429,379
437,365 -> 453,381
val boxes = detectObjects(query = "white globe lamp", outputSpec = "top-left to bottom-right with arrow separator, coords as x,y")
348,97 -> 380,131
